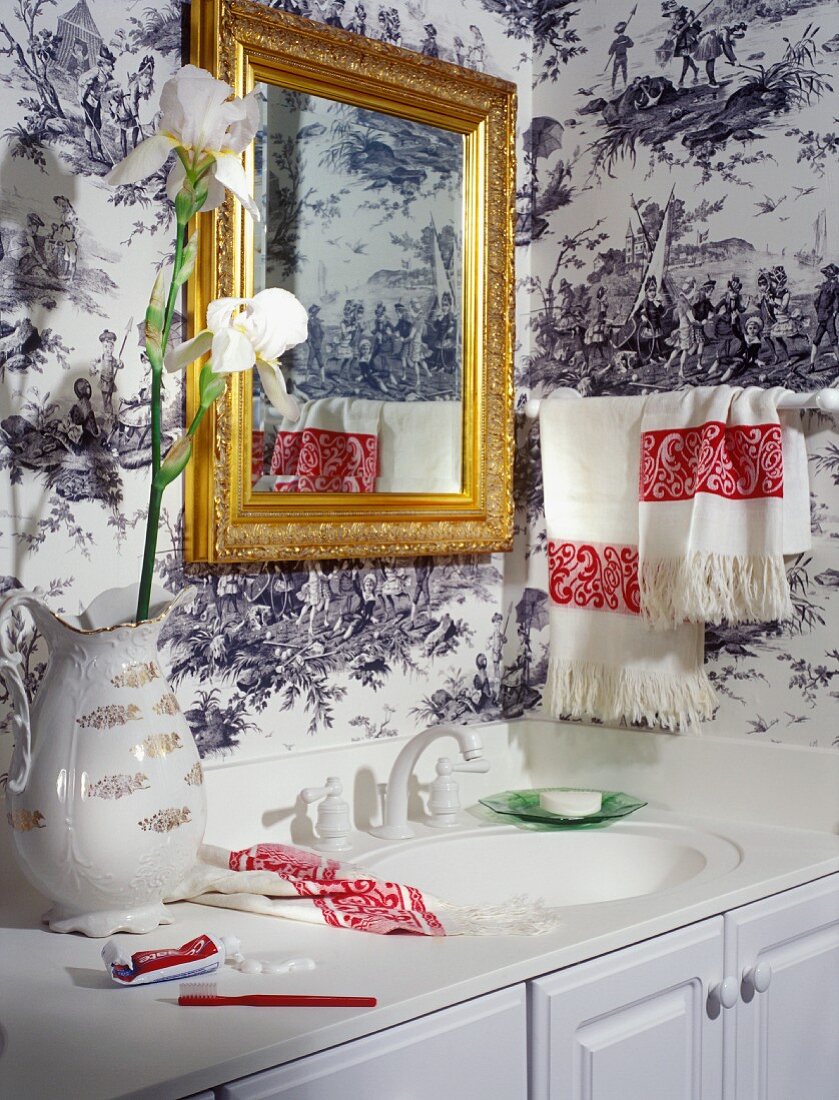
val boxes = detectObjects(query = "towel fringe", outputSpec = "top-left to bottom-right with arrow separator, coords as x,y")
639,552 -> 792,630
543,657 -> 718,733
431,894 -> 562,936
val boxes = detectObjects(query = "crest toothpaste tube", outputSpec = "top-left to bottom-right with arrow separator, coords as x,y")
102,933 -> 225,986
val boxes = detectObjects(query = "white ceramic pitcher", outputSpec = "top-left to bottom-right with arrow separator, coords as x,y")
0,585 -> 207,936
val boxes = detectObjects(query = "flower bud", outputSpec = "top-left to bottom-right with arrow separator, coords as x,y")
145,268 -> 166,365
175,188 -> 193,225
158,434 -> 193,486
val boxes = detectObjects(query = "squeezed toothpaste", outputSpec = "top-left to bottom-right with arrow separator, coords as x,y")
102,933 -> 225,986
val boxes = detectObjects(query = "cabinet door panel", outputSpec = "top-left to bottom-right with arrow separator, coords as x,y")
725,875 -> 839,1100
530,917 -> 724,1100
217,985 -> 527,1100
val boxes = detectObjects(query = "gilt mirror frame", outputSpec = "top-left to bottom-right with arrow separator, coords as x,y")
185,0 -> 516,563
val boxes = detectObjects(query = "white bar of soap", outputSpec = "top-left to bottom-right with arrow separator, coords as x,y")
539,789 -> 602,817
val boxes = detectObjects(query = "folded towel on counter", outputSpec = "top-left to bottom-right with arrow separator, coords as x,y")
540,395 -> 716,732
269,397 -> 381,492
638,386 -> 811,629
168,843 -> 560,936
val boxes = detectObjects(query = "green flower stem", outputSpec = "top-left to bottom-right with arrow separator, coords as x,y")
161,215 -> 188,359
136,156 -> 214,623
136,479 -> 164,624
137,155 -> 220,623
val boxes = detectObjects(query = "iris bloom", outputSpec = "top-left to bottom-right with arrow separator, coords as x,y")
166,287 -> 309,420
107,65 -> 260,219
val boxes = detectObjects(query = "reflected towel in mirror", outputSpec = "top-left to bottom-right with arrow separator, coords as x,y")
267,397 -> 381,492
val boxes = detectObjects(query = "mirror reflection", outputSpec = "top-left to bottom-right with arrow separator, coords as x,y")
250,86 -> 464,495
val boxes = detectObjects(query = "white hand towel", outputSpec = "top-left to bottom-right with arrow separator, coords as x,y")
639,386 -> 811,629
168,842 -> 559,936
540,396 -> 717,732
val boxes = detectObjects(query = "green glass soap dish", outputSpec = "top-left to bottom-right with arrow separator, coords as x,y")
478,788 -> 646,826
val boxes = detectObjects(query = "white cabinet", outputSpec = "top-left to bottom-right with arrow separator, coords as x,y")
529,918 -> 724,1100
528,875 -> 839,1100
724,874 -> 839,1100
217,984 -> 527,1100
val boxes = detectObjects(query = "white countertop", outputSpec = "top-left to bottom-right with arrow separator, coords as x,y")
2,807 -> 838,1100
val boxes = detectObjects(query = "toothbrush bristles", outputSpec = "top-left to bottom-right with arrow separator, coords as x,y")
180,981 -> 216,1000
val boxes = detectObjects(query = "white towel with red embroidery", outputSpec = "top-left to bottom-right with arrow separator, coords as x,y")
540,395 -> 715,732
168,843 -> 560,936
638,386 -> 810,629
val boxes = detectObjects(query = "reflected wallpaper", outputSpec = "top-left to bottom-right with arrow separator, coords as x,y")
0,0 -> 837,767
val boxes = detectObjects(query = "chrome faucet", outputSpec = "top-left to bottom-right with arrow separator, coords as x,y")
370,725 -> 488,840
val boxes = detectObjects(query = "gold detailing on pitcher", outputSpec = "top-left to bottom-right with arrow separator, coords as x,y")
86,772 -> 150,800
111,662 -> 160,689
77,703 -> 143,729
184,762 -> 204,787
139,806 -> 192,833
130,732 -> 183,761
7,808 -> 46,831
152,692 -> 179,716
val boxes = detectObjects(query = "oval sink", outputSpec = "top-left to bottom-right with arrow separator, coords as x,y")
364,822 -> 742,908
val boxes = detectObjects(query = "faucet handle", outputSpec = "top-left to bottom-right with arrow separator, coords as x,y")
299,776 -> 352,853
451,758 -> 490,775
300,776 -> 342,804
426,756 -> 489,829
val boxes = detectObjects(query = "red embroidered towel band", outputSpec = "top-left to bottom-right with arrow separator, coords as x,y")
639,386 -> 810,628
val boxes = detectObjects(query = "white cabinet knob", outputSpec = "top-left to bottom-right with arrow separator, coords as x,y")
743,961 -> 772,993
710,977 -> 739,1010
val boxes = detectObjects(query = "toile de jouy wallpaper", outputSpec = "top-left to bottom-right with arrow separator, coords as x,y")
0,0 -> 836,770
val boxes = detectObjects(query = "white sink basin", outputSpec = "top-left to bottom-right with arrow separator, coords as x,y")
364,822 -> 742,908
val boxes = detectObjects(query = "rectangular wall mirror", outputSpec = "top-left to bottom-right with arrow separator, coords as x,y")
186,0 -> 516,562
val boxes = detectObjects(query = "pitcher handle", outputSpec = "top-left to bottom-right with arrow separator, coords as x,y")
0,589 -> 51,794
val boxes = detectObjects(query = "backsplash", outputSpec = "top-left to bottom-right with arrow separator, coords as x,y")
0,0 -> 836,765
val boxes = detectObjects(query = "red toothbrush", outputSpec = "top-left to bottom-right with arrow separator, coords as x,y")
178,982 -> 376,1008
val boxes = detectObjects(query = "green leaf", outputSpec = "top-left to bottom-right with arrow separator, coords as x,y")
200,372 -> 227,408
174,235 -> 199,288
192,185 -> 209,215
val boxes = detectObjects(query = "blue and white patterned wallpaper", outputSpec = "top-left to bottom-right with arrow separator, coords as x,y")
525,0 -> 839,749
0,0 -> 836,766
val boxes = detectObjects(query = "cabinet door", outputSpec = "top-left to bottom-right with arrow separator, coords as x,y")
530,917 -> 724,1100
724,873 -> 839,1100
217,985 -> 527,1100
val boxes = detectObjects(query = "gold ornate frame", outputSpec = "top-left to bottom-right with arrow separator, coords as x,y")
186,0 -> 516,562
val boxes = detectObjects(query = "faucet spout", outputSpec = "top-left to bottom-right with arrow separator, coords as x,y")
370,725 -> 486,840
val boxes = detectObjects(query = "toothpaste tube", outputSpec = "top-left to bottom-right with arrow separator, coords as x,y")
102,933 -> 225,986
